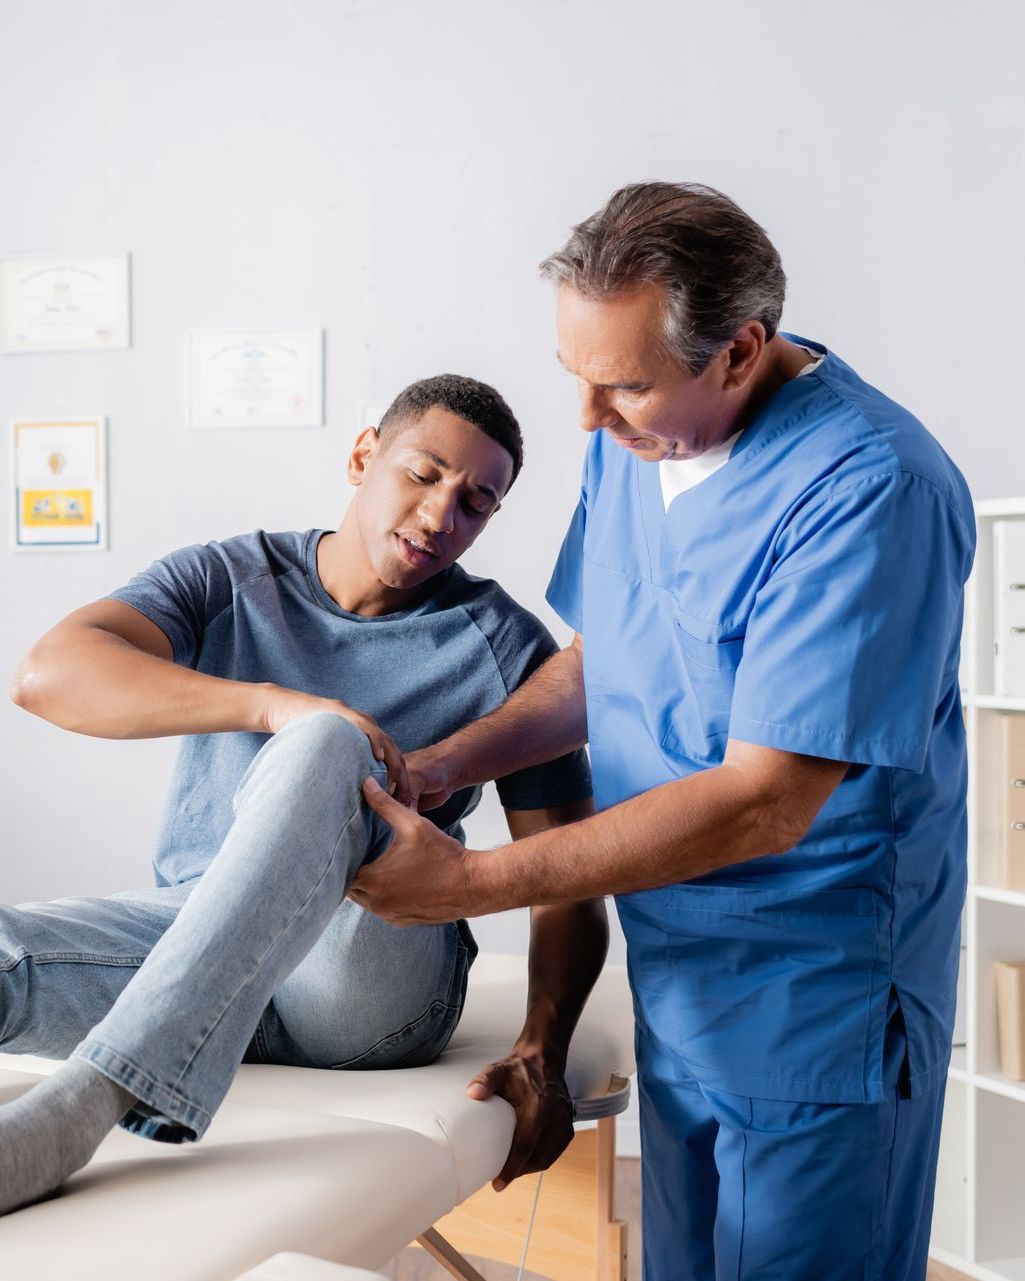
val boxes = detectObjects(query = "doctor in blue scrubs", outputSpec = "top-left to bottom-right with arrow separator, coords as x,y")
352,182 -> 976,1280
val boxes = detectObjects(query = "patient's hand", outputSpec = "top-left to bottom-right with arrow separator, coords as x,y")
405,746 -> 457,812
261,686 -> 409,800
466,1050 -> 574,1191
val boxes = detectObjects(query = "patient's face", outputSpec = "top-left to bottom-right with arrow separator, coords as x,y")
350,407 -> 513,593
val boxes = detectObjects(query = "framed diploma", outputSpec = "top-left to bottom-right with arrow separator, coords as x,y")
185,328 -> 324,429
0,254 -> 131,353
10,417 -> 108,551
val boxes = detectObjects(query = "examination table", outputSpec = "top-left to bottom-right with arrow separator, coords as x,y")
0,953 -> 635,1281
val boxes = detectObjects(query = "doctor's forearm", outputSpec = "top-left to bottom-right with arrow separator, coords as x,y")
430,637 -> 587,789
470,762 -> 800,909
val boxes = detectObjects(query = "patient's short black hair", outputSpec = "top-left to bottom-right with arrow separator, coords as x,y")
378,374 -> 523,487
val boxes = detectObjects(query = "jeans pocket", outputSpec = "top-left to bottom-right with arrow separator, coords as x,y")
329,996 -> 463,1070
330,933 -> 472,1070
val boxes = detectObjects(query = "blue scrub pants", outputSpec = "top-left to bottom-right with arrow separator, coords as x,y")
636,1003 -> 946,1280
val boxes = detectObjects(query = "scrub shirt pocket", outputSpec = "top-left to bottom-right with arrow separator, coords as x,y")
660,616 -> 744,766
619,881 -> 886,1103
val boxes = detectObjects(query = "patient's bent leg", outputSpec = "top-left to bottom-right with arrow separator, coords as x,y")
69,712 -> 389,1144
257,901 -> 475,1071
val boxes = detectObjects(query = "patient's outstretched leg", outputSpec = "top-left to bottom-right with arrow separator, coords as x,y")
0,1061 -> 137,1214
0,712 -> 389,1214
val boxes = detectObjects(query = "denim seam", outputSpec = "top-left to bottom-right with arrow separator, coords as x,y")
330,998 -> 461,1069
162,793 -> 370,1106
75,1040 -> 213,1137
252,1017 -> 270,1063
1,951 -> 150,969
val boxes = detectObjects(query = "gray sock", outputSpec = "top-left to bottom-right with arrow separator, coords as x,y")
0,1058 -> 138,1215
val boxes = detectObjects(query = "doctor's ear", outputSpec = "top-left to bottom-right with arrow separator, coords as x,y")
347,426 -> 382,486
721,322 -> 767,390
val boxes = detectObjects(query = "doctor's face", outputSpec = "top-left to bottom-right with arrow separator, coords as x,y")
555,283 -> 735,461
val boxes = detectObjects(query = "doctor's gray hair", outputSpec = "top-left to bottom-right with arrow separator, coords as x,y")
540,182 -> 786,375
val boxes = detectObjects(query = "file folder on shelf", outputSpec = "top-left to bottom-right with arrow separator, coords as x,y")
996,961 -> 1025,1080
997,713 -> 1025,892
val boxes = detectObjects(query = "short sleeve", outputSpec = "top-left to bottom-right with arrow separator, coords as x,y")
107,542 -> 235,667
545,452 -> 590,633
495,749 -> 592,811
729,470 -> 974,772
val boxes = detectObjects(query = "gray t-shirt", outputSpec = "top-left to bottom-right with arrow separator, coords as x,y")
110,528 -> 592,888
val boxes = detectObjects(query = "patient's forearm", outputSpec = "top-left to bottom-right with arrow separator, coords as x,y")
11,622 -> 270,739
518,900 -> 608,1066
506,803 -> 608,1065
432,638 -> 587,790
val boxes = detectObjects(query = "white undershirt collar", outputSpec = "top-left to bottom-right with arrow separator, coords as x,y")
658,345 -> 824,511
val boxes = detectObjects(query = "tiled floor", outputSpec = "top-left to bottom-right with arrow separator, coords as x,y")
381,1158 -> 970,1281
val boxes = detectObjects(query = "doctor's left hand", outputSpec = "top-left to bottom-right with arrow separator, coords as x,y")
349,775 -> 481,925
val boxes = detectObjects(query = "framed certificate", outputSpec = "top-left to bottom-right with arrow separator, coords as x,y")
10,417 -> 108,551
0,254 -> 131,353
185,328 -> 324,429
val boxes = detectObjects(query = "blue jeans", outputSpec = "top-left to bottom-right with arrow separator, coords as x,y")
0,713 -> 475,1142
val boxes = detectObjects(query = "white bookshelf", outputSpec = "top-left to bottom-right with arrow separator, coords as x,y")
930,499 -> 1025,1280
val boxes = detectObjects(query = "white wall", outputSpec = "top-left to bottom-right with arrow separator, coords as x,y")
1,0 -> 1022,965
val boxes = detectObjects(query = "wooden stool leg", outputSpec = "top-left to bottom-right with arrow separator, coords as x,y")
416,1227 -> 490,1281
597,1116 -> 628,1281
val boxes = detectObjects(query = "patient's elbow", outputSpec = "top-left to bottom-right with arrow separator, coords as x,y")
10,650 -> 48,714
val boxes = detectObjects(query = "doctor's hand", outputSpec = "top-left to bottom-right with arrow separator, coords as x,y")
348,776 -> 483,925
466,1049 -> 575,1191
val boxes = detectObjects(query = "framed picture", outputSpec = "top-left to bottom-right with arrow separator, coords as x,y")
10,417 -> 108,551
0,254 -> 131,352
186,327 -> 324,428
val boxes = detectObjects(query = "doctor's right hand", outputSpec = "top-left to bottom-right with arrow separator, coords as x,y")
259,684 -> 409,801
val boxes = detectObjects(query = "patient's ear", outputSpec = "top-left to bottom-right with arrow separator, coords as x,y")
347,426 -> 381,486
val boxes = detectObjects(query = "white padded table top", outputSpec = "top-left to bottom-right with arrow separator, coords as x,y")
214,954 -> 635,1200
0,956 -> 635,1205
0,955 -> 636,1278
0,1101 -> 454,1281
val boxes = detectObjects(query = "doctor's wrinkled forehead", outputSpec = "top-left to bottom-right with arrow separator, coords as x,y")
376,373 -> 524,489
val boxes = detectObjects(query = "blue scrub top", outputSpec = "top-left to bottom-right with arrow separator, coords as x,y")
547,336 -> 975,1104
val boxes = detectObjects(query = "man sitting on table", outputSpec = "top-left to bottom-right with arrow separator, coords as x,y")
1,373 -> 604,1216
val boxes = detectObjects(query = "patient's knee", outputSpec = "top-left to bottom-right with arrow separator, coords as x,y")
237,712 -> 380,813
277,712 -> 377,778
